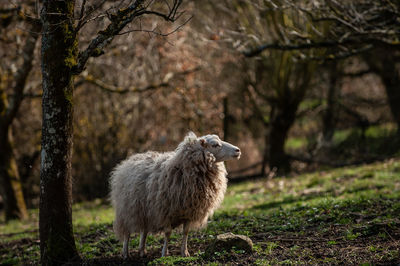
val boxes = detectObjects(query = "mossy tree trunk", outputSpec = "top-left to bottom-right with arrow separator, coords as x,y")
40,0 -> 79,264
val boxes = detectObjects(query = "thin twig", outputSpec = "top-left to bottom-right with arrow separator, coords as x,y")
118,15 -> 192,36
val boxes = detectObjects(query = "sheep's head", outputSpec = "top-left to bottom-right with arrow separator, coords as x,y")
199,134 -> 241,162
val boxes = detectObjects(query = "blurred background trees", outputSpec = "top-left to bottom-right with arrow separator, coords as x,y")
0,2 -> 40,221
0,0 -> 399,220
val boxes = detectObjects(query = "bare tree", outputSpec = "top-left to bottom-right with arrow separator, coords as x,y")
244,0 -> 400,133
245,54 -> 316,174
207,0 -> 321,173
245,1 -> 399,57
39,0 -> 183,264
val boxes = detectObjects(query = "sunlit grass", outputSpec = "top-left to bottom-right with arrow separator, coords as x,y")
285,137 -> 307,150
0,200 -> 113,243
285,122 -> 399,154
73,199 -> 113,231
0,209 -> 39,242
221,159 -> 400,215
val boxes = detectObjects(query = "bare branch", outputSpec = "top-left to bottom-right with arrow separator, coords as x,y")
72,0 -> 183,75
118,15 -> 192,36
81,74 -> 169,94
244,40 -> 353,57
242,0 -> 400,60
79,66 -> 200,94
74,0 -> 107,32
75,0 -> 87,33
304,45 -> 374,62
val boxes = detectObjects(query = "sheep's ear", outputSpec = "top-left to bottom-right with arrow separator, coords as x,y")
200,138 -> 208,148
184,131 -> 197,143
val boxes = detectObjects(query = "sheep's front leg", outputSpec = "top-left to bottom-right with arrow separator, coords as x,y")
122,234 -> 130,259
181,223 -> 190,257
161,230 -> 171,257
139,230 -> 148,257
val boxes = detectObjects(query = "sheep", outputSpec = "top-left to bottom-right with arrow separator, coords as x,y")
110,132 -> 241,258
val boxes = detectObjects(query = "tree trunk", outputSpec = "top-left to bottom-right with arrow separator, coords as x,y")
365,50 -> 400,134
268,99 -> 300,174
380,69 -> 400,134
40,0 -> 79,264
0,124 -> 28,220
261,131 -> 269,176
321,63 -> 339,145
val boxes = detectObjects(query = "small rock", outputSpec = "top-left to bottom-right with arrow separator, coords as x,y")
205,232 -> 253,257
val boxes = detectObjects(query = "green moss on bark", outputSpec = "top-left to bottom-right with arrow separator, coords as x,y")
63,24 -> 78,69
64,86 -> 73,105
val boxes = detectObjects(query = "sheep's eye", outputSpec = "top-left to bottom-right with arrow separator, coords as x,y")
212,143 -> 221,148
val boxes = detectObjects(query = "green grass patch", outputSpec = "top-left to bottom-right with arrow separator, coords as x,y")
149,256 -> 199,265
285,137 -> 307,150
1,159 -> 400,264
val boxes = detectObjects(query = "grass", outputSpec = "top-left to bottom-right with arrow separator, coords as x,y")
1,159 -> 400,264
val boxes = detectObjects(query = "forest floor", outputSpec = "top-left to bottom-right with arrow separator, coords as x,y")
1,158 -> 400,265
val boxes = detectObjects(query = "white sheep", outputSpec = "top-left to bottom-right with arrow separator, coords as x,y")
110,132 -> 241,258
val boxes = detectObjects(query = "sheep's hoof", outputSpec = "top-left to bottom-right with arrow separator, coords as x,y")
181,250 -> 190,257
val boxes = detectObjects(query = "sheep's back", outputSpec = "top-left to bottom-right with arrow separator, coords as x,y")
110,151 -> 172,235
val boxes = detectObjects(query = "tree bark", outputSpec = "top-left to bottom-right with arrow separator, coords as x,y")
321,62 -> 339,144
268,54 -> 314,174
0,125 -> 28,220
268,95 -> 304,174
261,131 -> 269,176
40,0 -> 79,264
365,50 -> 400,134
379,67 -> 400,134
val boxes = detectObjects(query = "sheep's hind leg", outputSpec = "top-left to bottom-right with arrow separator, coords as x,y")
139,230 -> 148,257
162,230 -> 172,257
181,223 -> 190,257
122,234 -> 130,259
